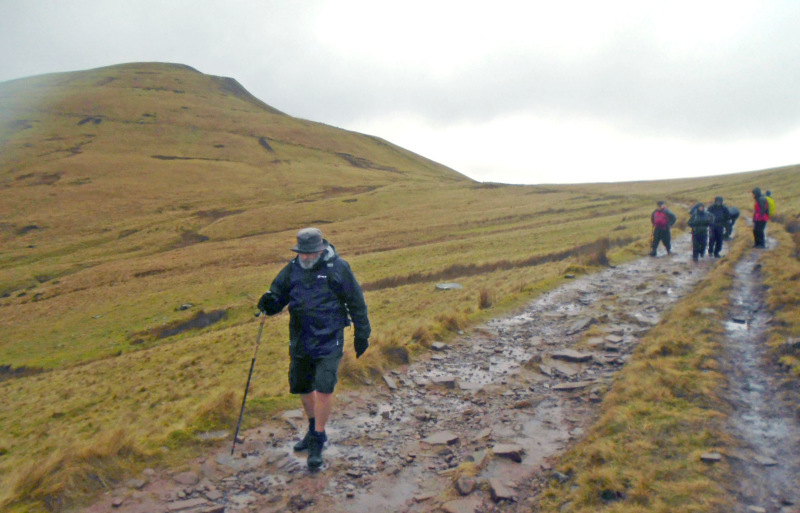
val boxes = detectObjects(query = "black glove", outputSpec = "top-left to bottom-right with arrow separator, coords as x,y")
354,337 -> 369,359
257,291 -> 274,314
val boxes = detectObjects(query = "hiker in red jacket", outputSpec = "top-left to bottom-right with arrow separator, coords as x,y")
752,187 -> 769,248
649,201 -> 677,257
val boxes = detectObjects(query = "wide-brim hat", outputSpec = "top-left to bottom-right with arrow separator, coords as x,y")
292,227 -> 329,253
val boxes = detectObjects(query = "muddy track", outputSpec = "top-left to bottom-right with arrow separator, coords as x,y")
82,235 -> 718,513
720,241 -> 800,513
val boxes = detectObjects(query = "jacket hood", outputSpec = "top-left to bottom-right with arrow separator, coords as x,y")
322,244 -> 338,262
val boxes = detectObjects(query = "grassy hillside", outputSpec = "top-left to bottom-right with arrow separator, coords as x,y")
1,62 -> 798,512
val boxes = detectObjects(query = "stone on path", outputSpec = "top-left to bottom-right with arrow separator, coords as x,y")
422,431 -> 460,445
172,471 -> 199,486
432,341 -> 449,351
441,497 -> 481,513
551,349 -> 593,362
455,475 -> 476,495
552,381 -> 594,391
382,374 -> 398,390
566,316 -> 598,335
492,444 -> 524,463
431,376 -> 457,388
488,478 -> 516,502
753,455 -> 778,466
167,498 -> 209,512
700,452 -> 722,462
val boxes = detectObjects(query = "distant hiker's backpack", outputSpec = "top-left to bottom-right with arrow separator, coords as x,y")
653,210 -> 669,229
766,196 -> 776,217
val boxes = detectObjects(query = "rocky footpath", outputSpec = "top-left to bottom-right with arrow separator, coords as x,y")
81,235 -> 715,513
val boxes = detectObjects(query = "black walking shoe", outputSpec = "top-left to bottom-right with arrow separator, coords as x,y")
307,432 -> 324,469
293,430 -> 313,452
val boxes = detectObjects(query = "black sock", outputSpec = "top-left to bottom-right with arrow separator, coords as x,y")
308,417 -> 315,432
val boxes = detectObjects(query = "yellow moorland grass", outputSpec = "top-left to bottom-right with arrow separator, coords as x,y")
757,176 -> 800,377
1,63 -> 798,511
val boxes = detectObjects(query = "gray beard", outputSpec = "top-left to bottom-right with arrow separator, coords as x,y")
298,255 -> 321,270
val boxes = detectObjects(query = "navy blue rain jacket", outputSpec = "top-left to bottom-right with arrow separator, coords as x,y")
707,203 -> 730,227
261,245 -> 371,358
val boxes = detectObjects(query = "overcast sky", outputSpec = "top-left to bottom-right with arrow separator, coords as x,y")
1,1 -> 799,184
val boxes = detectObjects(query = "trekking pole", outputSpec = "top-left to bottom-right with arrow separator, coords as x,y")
231,312 -> 266,456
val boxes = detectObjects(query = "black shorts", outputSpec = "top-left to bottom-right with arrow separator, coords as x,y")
289,354 -> 342,394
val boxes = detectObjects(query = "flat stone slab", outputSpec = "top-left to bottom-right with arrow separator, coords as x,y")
431,341 -> 449,351
566,316 -> 598,334
753,455 -> 778,466
552,381 -> 595,391
700,452 -> 722,462
492,444 -> 524,463
436,283 -> 464,290
441,497 -> 481,513
430,376 -> 457,388
488,478 -> 516,501
172,471 -> 199,486
551,349 -> 593,362
167,498 -> 209,511
422,430 -> 460,445
383,374 -> 398,390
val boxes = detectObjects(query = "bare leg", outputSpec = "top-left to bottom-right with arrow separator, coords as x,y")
299,393 -> 315,421
313,392 -> 334,432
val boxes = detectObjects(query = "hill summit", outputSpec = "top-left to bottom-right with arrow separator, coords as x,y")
0,61 -> 468,254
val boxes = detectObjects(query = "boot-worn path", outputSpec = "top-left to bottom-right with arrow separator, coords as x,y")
720,240 -> 800,513
82,235 -> 726,513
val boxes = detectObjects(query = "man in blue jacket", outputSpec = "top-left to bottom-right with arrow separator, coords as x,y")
707,196 -> 730,258
258,227 -> 371,469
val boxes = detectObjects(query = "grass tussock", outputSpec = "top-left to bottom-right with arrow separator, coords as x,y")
2,429 -> 145,513
761,203 -> 800,376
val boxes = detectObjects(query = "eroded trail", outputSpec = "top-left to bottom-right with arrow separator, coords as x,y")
82,235 -> 717,513
721,245 -> 800,513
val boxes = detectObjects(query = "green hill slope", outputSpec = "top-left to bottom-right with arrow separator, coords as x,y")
1,62 -> 798,512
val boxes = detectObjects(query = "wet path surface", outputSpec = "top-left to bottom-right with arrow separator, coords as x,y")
721,244 -> 800,513
81,235 -> 721,513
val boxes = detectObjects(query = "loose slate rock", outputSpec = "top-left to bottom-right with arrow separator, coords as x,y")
167,498 -> 209,512
700,452 -> 723,462
566,316 -> 597,334
431,341 -> 449,351
488,478 -> 516,502
173,471 -> 199,486
441,498 -> 481,513
422,431 -> 460,445
436,283 -> 463,290
552,381 -> 594,391
551,349 -> 593,363
431,376 -> 457,388
382,374 -> 398,390
492,444 -> 524,463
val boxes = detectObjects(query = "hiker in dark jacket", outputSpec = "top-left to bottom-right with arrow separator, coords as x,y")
688,203 -> 714,262
258,227 -> 371,469
752,187 -> 769,248
724,205 -> 740,240
707,196 -> 730,258
649,201 -> 677,257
